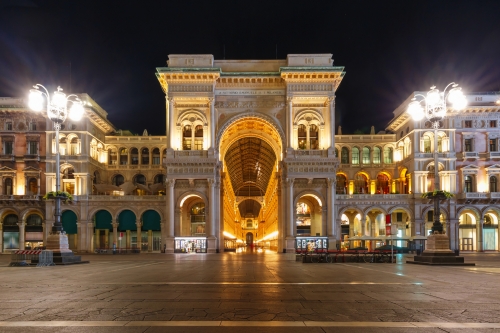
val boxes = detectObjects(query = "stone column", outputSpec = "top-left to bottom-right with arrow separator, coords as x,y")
287,97 -> 293,149
285,178 -> 295,252
104,229 -> 109,249
0,222 -> 2,253
327,178 -> 337,249
477,218 -> 484,252
166,97 -> 175,150
207,179 -> 216,253
448,218 -> 459,251
17,222 -> 25,250
136,221 -> 142,252
174,208 -> 181,236
209,98 -> 215,150
112,221 -> 119,250
148,230 -> 153,252
95,228 -> 99,249
165,179 -> 175,253
277,173 -> 285,252
328,97 -> 335,150
86,222 -> 93,253
322,207 -> 328,236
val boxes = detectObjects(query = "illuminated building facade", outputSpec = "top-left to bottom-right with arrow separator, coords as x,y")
0,54 -> 499,254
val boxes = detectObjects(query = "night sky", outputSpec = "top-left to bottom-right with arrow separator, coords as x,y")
0,0 -> 499,135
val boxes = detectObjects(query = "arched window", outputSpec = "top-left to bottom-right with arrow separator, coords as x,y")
384,147 -> 393,163
362,147 -> 370,164
373,147 -> 381,164
336,174 -> 347,194
194,125 -> 203,150
352,147 -> 359,165
152,148 -> 160,165
112,174 -> 124,186
298,124 -> 306,150
376,174 -> 390,194
309,124 -> 319,149
191,203 -> 206,236
437,135 -> 443,153
70,137 -> 79,155
90,140 -> 97,160
354,174 -> 368,194
464,175 -> 473,193
3,214 -> 19,233
141,148 -> 149,165
335,148 -> 339,158
154,174 -> 164,184
63,168 -> 75,179
28,177 -> 38,195
108,148 -> 117,165
4,178 -> 13,195
133,174 -> 146,185
183,125 -> 192,150
59,136 -> 67,155
423,135 -> 431,153
341,147 -> 349,164
119,148 -> 128,165
130,148 -> 139,165
26,214 -> 42,226
490,176 -> 498,193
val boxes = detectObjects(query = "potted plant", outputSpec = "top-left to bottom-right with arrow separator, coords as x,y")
42,190 -> 73,203
421,190 -> 453,200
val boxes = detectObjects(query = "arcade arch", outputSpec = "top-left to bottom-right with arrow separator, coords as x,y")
218,115 -> 283,252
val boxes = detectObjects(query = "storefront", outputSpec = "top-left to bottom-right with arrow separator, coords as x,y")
174,237 -> 207,253
296,236 -> 328,252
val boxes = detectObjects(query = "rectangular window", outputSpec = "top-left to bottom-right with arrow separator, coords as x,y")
464,139 -> 473,152
183,139 -> 191,150
490,139 -> 498,152
194,139 -> 203,150
396,213 -> 403,222
152,157 -> 160,165
29,122 -> 37,131
5,122 -> 12,130
4,141 -> 13,154
27,141 -> 38,154
464,120 -> 472,128
490,120 -> 497,128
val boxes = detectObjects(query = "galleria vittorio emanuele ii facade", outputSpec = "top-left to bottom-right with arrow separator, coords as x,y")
0,54 -> 499,255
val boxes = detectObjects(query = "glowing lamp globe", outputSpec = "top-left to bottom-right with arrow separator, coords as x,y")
407,100 -> 424,121
52,89 -> 67,108
69,101 -> 84,121
28,89 -> 44,111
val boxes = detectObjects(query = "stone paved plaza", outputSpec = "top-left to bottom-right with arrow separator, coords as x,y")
0,251 -> 499,332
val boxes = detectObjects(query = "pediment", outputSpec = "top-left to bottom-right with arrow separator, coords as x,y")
0,166 -> 15,172
461,164 -> 480,174
462,164 -> 480,169
486,164 -> 500,172
23,166 -> 41,172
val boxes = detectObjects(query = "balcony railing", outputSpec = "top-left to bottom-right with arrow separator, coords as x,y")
456,192 -> 497,199
336,194 -> 411,200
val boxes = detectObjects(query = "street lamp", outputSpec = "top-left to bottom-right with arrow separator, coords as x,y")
405,83 -> 476,265
407,83 -> 467,235
28,84 -> 83,237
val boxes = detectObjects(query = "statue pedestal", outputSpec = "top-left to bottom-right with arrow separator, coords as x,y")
45,232 -> 89,265
407,234 -> 474,266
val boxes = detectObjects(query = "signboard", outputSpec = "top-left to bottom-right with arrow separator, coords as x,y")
385,225 -> 391,236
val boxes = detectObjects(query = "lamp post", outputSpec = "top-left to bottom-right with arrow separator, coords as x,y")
29,84 -> 84,251
407,83 -> 467,234
406,83 -> 474,266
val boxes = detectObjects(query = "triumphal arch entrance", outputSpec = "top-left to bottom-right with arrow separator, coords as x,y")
156,54 -> 344,253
